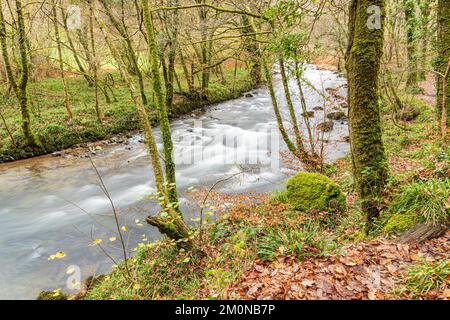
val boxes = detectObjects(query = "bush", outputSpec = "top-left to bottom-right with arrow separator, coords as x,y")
286,172 -> 346,213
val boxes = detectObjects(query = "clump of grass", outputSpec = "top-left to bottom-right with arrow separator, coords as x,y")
271,190 -> 288,204
257,219 -> 337,261
389,179 -> 449,226
400,260 -> 450,298
85,242 -> 203,300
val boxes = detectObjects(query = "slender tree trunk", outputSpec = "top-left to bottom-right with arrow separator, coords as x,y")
404,0 -> 419,89
279,58 -> 305,153
142,0 -> 179,208
262,58 -> 302,161
88,0 -> 101,123
294,62 -> 315,155
98,6 -> 191,247
99,0 -> 148,105
346,0 -> 388,231
61,8 -> 94,87
0,0 -> 39,148
179,50 -> 195,96
436,0 -> 450,129
52,0 -> 73,122
418,1 -> 431,80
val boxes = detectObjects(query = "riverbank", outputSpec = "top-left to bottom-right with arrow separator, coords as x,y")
56,85 -> 448,301
0,68 -> 253,163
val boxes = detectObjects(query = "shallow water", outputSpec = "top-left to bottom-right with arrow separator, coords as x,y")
0,66 -> 349,299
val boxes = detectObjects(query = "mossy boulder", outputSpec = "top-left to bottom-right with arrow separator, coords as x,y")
37,290 -> 69,300
286,172 -> 347,213
383,213 -> 420,235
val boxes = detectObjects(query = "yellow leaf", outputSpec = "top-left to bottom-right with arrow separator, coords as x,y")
90,239 -> 102,246
52,289 -> 61,297
66,267 -> 76,275
109,237 -> 117,242
121,226 -> 127,232
48,252 -> 66,260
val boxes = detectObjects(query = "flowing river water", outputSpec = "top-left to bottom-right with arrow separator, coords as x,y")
0,66 -> 349,299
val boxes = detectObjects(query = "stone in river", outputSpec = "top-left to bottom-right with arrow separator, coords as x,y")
327,111 -> 347,121
317,121 -> 334,132
301,111 -> 315,118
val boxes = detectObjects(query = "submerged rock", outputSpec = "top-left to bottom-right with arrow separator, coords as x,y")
301,111 -> 315,118
313,106 -> 324,111
327,111 -> 347,121
286,172 -> 347,213
245,93 -> 254,98
317,121 -> 334,132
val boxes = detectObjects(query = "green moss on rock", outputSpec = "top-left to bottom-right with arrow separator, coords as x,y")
37,290 -> 69,300
383,212 -> 420,235
286,172 -> 347,213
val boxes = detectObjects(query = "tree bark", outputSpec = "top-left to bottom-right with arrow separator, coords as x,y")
346,0 -> 388,231
436,0 -> 450,129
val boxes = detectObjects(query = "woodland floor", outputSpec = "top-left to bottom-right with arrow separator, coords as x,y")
225,75 -> 449,301
81,75 -> 449,301
227,232 -> 449,300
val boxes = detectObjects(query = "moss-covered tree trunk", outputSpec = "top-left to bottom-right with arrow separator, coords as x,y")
142,0 -> 179,208
279,58 -> 305,153
98,9 -> 191,248
241,15 -> 261,86
262,58 -> 305,163
346,0 -> 388,231
0,0 -> 39,148
404,1 -> 418,79
418,0 -> 431,80
436,0 -> 450,129
404,0 -> 419,89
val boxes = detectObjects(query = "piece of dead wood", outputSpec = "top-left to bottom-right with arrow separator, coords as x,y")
397,223 -> 448,245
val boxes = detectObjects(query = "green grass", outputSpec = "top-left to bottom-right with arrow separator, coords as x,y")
400,260 -> 450,298
0,67 -> 252,162
389,179 -> 449,226
257,219 -> 338,262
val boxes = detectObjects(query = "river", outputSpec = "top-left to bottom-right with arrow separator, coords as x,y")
0,65 -> 349,299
